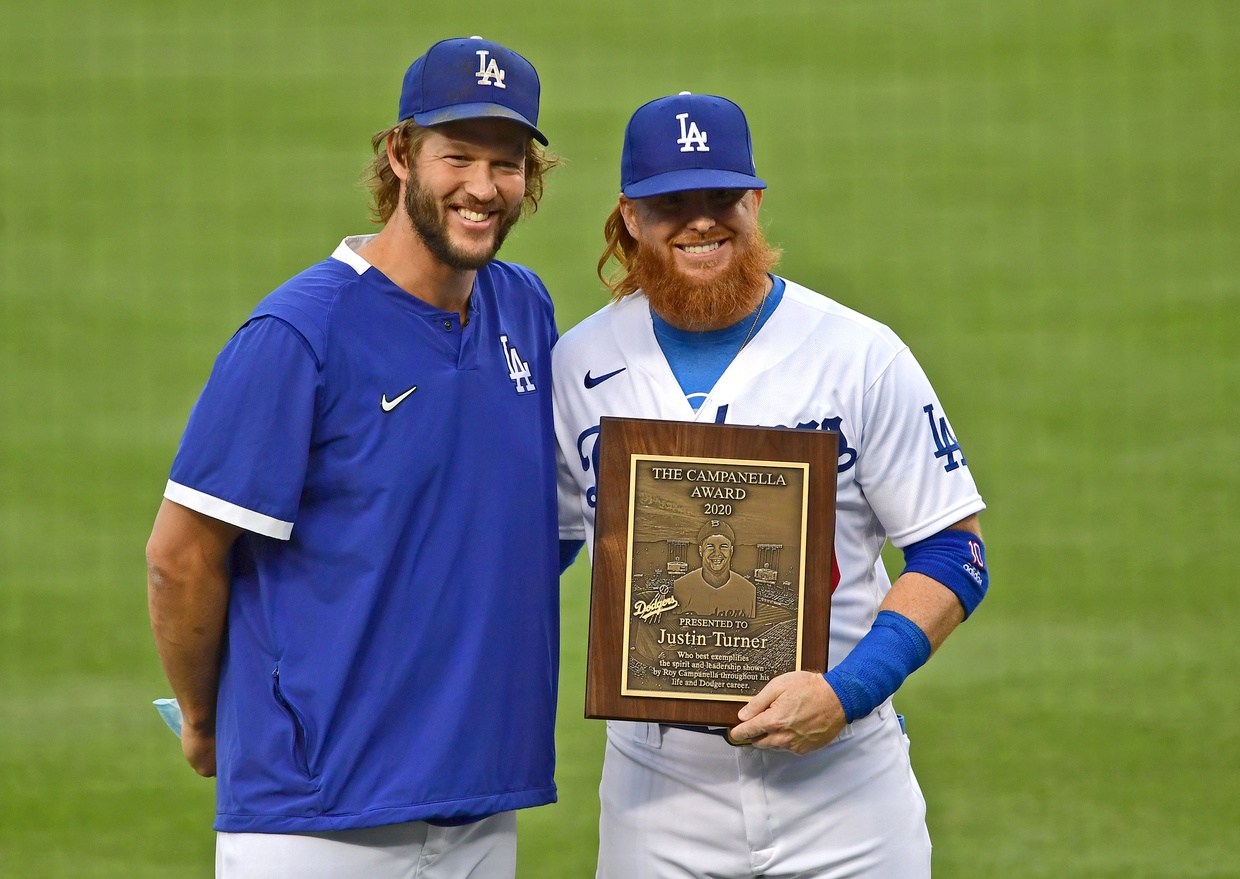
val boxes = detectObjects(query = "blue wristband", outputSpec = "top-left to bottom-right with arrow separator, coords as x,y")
901,528 -> 988,617
824,610 -> 932,724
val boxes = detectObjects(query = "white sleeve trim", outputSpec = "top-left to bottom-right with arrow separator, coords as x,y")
889,498 -> 987,549
164,481 -> 294,540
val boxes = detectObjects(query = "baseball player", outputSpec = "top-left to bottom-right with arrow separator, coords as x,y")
673,520 -> 757,617
555,93 -> 989,878
146,37 -> 560,878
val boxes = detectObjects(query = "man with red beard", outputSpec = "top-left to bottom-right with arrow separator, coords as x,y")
147,37 -> 561,878
554,93 -> 989,878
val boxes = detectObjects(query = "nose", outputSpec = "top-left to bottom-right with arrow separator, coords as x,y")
686,213 -> 716,233
684,192 -> 717,233
462,163 -> 499,204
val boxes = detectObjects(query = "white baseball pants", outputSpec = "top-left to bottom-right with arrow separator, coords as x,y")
216,811 -> 516,879
597,705 -> 931,878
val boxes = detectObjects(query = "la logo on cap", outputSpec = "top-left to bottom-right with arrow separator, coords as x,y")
473,36 -> 507,88
674,92 -> 709,153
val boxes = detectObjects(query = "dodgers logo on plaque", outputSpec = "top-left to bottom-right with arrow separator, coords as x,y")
620,455 -> 809,701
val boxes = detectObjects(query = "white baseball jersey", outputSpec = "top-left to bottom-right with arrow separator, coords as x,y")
554,280 -> 986,879
555,279 -> 985,669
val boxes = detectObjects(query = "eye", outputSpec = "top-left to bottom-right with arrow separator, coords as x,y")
655,193 -> 685,211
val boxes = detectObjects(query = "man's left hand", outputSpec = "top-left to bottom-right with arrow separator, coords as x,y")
729,671 -> 846,754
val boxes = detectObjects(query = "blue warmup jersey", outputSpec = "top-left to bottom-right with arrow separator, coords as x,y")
166,238 -> 560,833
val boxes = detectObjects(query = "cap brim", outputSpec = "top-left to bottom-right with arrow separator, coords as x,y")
623,168 -> 766,198
412,103 -> 548,145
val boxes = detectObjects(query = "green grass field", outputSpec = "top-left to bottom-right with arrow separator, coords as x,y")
2,1 -> 1237,876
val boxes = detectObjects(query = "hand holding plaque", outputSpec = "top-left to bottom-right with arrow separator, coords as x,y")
587,417 -> 838,728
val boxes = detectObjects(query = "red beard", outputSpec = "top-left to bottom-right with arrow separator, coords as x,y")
633,225 -> 780,331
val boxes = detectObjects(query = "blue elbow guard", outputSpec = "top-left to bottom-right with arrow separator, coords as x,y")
901,528 -> 988,617
824,610 -> 931,724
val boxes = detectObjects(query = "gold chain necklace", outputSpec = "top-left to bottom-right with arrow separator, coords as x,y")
738,284 -> 771,352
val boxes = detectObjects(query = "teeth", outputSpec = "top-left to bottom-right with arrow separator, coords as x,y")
681,241 -> 722,254
457,208 -> 489,222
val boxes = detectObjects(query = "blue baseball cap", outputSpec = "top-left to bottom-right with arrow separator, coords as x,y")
398,36 -> 548,145
620,92 -> 765,198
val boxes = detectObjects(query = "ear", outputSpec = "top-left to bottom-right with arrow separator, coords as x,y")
618,196 -> 641,239
749,189 -> 764,212
386,130 -> 411,183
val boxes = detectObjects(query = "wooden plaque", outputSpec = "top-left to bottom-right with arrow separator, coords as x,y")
586,416 -> 837,728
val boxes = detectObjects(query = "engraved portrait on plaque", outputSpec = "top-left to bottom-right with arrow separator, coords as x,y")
620,455 -> 809,702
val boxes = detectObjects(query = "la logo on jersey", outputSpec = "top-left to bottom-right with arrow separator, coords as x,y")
923,403 -> 966,472
500,334 -> 535,393
475,50 -> 507,89
676,112 -> 709,152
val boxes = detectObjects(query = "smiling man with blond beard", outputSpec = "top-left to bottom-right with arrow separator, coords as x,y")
555,92 -> 990,878
147,36 -> 561,879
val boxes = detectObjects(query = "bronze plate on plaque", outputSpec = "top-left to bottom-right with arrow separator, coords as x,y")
586,417 -> 837,728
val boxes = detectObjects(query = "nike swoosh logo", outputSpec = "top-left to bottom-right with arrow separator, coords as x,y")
584,367 -> 627,389
380,385 -> 418,412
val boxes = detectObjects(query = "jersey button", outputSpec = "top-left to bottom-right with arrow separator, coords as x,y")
443,320 -> 453,330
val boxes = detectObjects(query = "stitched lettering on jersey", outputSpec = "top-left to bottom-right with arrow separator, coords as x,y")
576,412 -> 857,512
794,416 -> 858,473
715,405 -> 858,473
576,425 -> 601,508
923,403 -> 965,472
500,334 -> 536,394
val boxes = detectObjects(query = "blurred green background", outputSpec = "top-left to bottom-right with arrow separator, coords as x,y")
2,1 -> 1237,876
